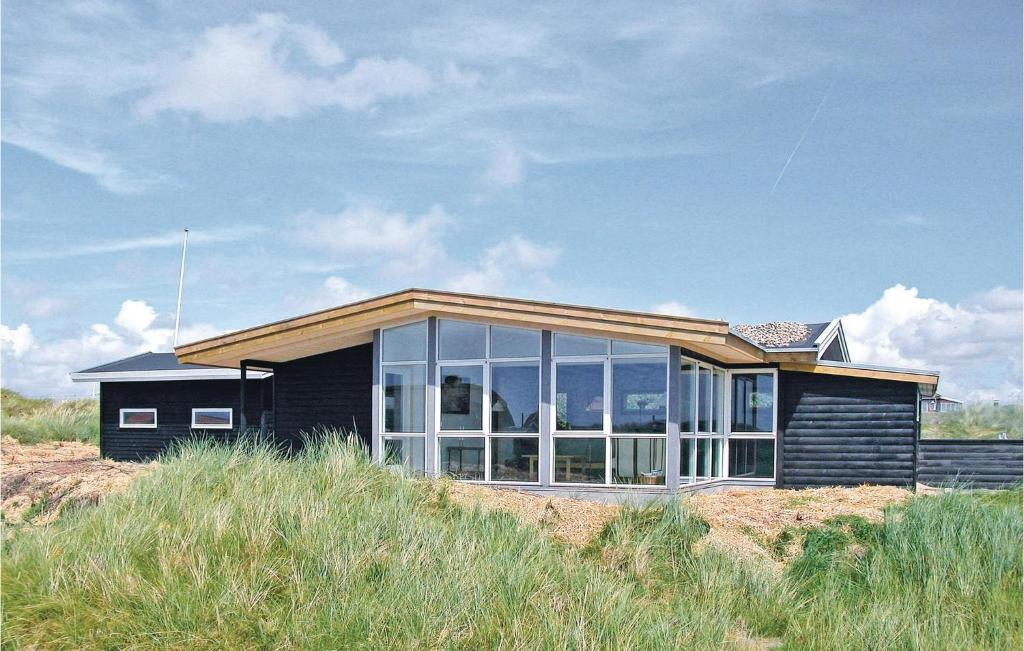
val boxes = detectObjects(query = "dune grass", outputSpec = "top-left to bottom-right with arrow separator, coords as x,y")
1,388 -> 99,445
2,436 -> 1020,649
922,402 -> 1023,440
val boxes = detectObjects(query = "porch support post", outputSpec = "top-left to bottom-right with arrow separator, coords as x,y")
239,360 -> 248,434
666,346 -> 681,491
371,328 -> 381,462
539,330 -> 553,487
424,317 -> 439,477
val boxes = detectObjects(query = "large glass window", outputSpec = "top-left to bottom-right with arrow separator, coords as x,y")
490,326 -> 540,358
554,333 -> 606,357
695,438 -> 723,479
611,438 -> 666,485
680,438 -> 694,480
490,437 -> 539,482
611,358 -> 667,433
729,438 -> 775,478
679,363 -> 695,433
490,362 -> 539,432
611,340 -> 666,355
438,320 -> 487,360
732,373 -> 775,433
383,437 -> 426,475
440,365 -> 483,431
697,368 -> 711,432
712,370 -> 725,434
384,364 -> 426,432
553,438 -> 606,484
439,437 -> 485,480
382,321 -> 427,362
555,362 -> 604,431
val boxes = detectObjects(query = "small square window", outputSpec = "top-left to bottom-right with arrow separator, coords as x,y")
191,408 -> 233,429
120,408 -> 157,428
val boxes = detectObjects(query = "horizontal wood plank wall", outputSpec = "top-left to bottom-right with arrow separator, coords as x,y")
918,440 -> 1023,489
779,371 -> 917,487
272,343 -> 372,452
100,379 -> 267,461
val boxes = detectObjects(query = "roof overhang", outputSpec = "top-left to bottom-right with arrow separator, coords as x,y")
70,368 -> 272,383
176,288 -> 767,367
778,360 -> 939,394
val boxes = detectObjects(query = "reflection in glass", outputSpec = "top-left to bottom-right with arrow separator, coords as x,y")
680,363 -> 695,433
611,340 -> 666,355
490,437 -> 539,482
712,371 -> 725,434
440,365 -> 483,430
732,373 -> 775,433
438,320 -> 487,360
439,437 -> 485,480
680,437 -> 694,480
490,326 -> 540,358
611,438 -> 666,485
384,364 -> 425,432
612,358 -> 667,433
383,437 -> 426,475
555,362 -> 605,430
697,368 -> 711,432
553,438 -> 606,484
382,321 -> 427,362
697,438 -> 710,478
553,333 -> 606,357
490,363 -> 539,432
729,439 -> 775,478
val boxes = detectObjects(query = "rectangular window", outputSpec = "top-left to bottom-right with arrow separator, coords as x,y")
120,408 -> 156,428
712,370 -> 725,434
611,340 -> 666,355
680,437 -> 694,480
490,326 -> 540,359
383,437 -> 426,475
490,362 -> 539,433
490,437 -> 539,482
696,438 -> 710,478
191,408 -> 232,429
554,362 -> 604,431
553,333 -> 606,357
384,364 -> 426,433
731,373 -> 775,433
697,368 -> 711,432
553,438 -> 606,484
439,365 -> 484,431
679,363 -> 695,433
729,439 -> 775,478
611,358 -> 667,433
382,321 -> 427,362
439,436 -> 485,480
611,438 -> 666,485
438,320 -> 487,360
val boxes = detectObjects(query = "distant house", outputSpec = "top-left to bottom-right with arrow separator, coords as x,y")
920,395 -> 964,413
72,289 -> 941,496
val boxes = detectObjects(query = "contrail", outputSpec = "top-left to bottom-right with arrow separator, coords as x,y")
770,79 -> 835,195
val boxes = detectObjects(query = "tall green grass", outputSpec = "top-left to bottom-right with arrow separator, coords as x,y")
922,402 -> 1023,440
2,436 -> 1020,649
1,388 -> 99,445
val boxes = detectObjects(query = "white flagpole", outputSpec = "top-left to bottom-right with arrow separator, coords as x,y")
172,228 -> 189,348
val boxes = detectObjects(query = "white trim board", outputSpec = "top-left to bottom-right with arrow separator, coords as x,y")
70,369 -> 272,383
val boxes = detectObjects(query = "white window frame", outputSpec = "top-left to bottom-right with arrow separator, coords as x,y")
380,319 -> 429,440
434,318 -> 542,484
724,367 -> 779,483
190,407 -> 233,430
119,408 -> 157,429
550,337 -> 669,487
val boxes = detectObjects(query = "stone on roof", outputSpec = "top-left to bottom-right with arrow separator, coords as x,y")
733,322 -> 830,348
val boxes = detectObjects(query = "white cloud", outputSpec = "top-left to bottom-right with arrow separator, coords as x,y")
137,13 -> 432,122
484,143 -> 524,187
22,295 -> 76,319
448,235 -> 561,294
291,204 -> 452,277
841,284 -> 1023,402
0,300 -> 222,397
285,276 -> 374,313
651,301 -> 693,317
8,225 -> 265,262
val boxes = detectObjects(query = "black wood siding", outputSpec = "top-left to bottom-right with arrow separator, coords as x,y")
918,440 -> 1023,488
272,343 -> 372,451
100,379 -> 267,461
779,371 -> 917,488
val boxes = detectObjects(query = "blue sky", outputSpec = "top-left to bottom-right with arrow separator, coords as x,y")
2,1 -> 1021,399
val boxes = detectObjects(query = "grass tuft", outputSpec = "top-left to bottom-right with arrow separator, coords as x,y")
1,388 -> 99,445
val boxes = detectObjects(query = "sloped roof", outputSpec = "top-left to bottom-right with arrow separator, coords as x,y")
71,352 -> 271,383
76,352 -> 211,374
732,322 -> 830,349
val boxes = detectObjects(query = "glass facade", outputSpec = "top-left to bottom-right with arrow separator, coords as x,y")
732,373 -> 775,433
439,437 -> 485,480
490,437 -> 539,482
383,436 -> 426,475
439,365 -> 484,431
490,362 -> 539,432
553,438 -> 605,484
611,437 -> 666,485
383,364 -> 426,433
729,438 -> 775,478
555,362 -> 604,431
611,358 -> 667,433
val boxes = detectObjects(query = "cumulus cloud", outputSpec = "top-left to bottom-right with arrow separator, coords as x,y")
448,235 -> 560,294
841,284 -> 1023,402
284,276 -> 374,313
650,301 -> 693,317
137,13 -> 432,122
291,204 -> 452,277
0,300 -> 221,397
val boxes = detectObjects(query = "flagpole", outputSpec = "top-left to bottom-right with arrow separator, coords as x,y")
172,229 -> 189,347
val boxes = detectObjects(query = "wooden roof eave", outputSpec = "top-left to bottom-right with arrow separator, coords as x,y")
778,361 -> 940,386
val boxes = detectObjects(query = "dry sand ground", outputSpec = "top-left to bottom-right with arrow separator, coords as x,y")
1,437 -> 916,569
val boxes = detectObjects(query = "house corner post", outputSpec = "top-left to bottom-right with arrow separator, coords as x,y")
371,329 -> 382,463
666,346 -> 681,492
539,330 -> 553,487
239,360 -> 248,434
425,317 -> 439,477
